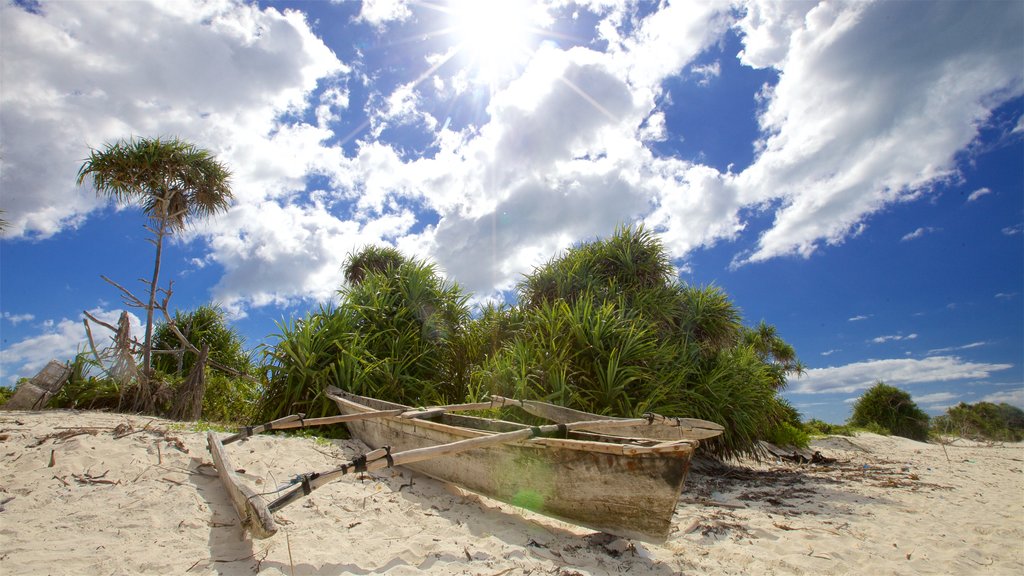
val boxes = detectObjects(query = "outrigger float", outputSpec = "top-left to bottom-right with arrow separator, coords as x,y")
207,387 -> 724,543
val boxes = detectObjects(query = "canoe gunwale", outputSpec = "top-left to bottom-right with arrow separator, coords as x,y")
323,387 -> 697,456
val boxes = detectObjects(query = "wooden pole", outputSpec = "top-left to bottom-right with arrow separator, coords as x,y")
207,431 -> 277,539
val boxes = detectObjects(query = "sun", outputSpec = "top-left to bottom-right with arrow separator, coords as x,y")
447,0 -> 543,87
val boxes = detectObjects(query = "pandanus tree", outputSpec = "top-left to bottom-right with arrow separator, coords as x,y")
77,137 -> 233,393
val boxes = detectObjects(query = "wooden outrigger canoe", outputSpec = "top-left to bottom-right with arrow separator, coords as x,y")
325,387 -> 718,542
206,389 -> 723,543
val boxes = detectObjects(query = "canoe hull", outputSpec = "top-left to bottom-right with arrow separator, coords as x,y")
327,388 -> 693,542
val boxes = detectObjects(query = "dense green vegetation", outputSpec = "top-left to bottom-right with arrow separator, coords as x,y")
932,401 -> 1024,442
258,225 -> 804,456
41,307 -> 261,424
847,381 -> 930,441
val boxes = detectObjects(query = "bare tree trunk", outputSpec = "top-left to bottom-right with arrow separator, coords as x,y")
142,217 -> 167,378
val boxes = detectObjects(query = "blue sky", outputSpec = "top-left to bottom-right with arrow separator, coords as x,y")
1,0 -> 1021,424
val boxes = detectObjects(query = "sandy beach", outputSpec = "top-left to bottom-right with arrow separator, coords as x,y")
1,409 -> 1021,575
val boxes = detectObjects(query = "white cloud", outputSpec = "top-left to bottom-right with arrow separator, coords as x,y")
913,391 -> 959,406
979,387 -> 1024,409
901,227 -> 938,242
848,315 -> 869,322
1,0 -> 346,240
734,0 -> 1024,264
871,333 -> 918,344
0,308 -> 142,385
355,0 -> 412,29
690,60 -> 721,87
927,341 -> 986,355
3,0 -> 1022,318
1002,224 -> 1023,236
967,187 -> 992,202
2,312 -> 35,325
791,356 -> 1014,394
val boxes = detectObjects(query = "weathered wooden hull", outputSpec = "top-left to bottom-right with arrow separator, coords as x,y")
326,387 -> 695,542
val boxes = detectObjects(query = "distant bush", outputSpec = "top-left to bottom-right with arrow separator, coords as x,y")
0,385 -> 15,407
766,421 -> 810,447
849,382 -> 929,441
803,419 -> 857,437
932,402 -> 1024,442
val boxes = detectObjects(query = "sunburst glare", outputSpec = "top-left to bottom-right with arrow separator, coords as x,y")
446,0 -> 549,88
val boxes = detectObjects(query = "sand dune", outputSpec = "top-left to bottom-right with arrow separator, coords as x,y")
1,410 -> 1021,575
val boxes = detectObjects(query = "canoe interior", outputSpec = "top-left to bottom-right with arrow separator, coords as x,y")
325,387 -> 693,542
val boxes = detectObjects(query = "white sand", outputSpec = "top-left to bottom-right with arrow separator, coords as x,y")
1,410 -> 1021,575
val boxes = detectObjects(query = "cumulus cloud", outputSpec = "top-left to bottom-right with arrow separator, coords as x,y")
791,356 -> 1013,394
734,0 -> 1024,264
354,0 -> 412,29
0,308 -> 142,385
1,0 -> 346,240
3,0 -> 1022,318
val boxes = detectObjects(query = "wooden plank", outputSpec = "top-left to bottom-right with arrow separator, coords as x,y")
2,360 -> 71,410
207,432 -> 277,539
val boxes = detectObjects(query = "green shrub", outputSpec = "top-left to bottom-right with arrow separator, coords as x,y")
766,421 -> 810,447
802,419 -> 858,437
258,249 -> 470,421
0,385 -> 16,407
932,402 -> 1024,441
849,382 -> 929,441
49,354 -> 123,411
152,304 -> 253,378
201,372 -> 262,424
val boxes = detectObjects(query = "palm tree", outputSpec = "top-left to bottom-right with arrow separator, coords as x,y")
78,137 -> 233,384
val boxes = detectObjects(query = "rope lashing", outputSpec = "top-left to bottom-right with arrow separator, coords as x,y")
529,424 -> 568,438
301,473 -> 320,496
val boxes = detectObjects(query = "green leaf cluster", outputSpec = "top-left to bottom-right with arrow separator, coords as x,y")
849,382 -> 930,441
151,305 -> 253,377
258,255 -> 470,421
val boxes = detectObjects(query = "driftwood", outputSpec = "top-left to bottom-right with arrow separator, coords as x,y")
759,441 -> 836,464
207,432 -> 277,539
2,360 -> 72,410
